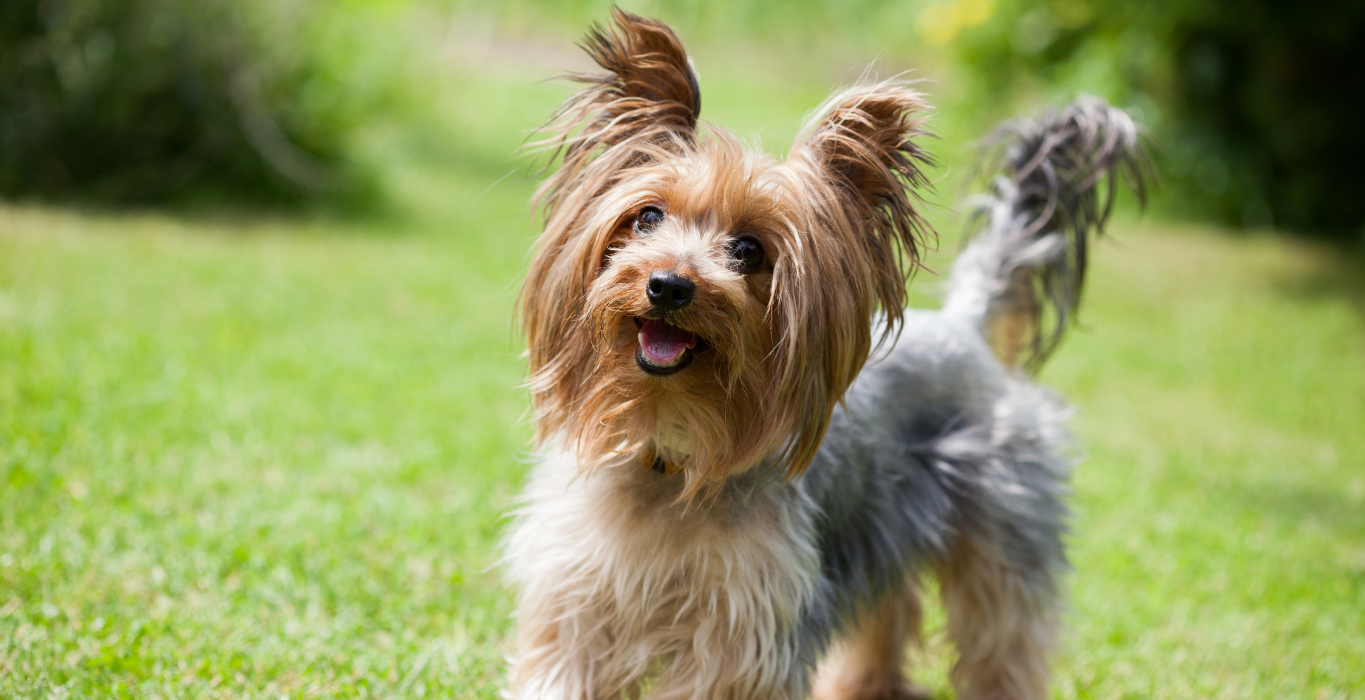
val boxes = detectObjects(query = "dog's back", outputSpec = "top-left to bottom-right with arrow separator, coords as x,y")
803,100 -> 1149,699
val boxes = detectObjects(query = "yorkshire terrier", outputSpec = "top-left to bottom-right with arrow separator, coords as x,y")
504,9 -> 1148,700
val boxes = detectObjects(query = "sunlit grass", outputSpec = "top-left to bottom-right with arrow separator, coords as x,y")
0,206 -> 530,697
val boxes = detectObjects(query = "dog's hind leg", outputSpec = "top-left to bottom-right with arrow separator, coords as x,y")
812,580 -> 930,700
938,534 -> 1060,700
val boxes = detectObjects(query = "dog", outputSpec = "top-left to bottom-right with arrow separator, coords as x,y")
504,9 -> 1147,699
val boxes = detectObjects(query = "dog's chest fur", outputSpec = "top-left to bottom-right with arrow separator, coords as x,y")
505,450 -> 818,694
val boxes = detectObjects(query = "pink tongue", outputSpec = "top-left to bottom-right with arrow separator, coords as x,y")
639,319 -> 697,364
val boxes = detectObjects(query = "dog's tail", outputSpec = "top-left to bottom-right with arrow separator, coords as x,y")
943,96 -> 1151,374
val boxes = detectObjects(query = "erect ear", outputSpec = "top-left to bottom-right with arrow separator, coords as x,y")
578,8 -> 700,136
789,83 -> 935,332
519,10 -> 700,449
764,84 -> 934,481
533,8 -> 701,214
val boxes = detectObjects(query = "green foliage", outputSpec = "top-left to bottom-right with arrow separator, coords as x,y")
0,0 -> 413,208
443,0 -> 899,45
6,0 -> 1365,236
949,0 -> 1365,240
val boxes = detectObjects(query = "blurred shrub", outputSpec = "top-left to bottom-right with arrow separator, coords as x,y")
945,0 -> 1365,240
0,0 -> 411,208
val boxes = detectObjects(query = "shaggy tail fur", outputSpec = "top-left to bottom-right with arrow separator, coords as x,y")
944,96 -> 1151,373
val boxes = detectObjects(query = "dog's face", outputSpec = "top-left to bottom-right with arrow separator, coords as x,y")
521,10 -> 933,499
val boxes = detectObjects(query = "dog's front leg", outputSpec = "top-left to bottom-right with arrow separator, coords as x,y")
641,613 -> 808,700
505,590 -> 647,700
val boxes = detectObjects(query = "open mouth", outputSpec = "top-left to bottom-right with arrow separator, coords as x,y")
634,317 -> 702,376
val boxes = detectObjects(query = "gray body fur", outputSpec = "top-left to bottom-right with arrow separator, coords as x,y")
793,94 -> 1148,660
643,306 -> 1073,685
744,96 -> 1146,670
793,308 -> 1071,664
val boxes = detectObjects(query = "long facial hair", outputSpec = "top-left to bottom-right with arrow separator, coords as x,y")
519,8 -> 935,501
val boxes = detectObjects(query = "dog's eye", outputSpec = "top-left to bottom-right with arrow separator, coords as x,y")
634,206 -> 665,235
728,235 -> 765,273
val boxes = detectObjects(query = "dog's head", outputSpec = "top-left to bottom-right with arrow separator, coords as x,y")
521,9 -> 933,499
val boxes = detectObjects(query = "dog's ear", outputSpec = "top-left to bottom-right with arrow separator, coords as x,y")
534,8 -> 701,216
577,8 -> 700,137
521,10 -> 699,449
789,83 -> 935,332
769,84 -> 935,480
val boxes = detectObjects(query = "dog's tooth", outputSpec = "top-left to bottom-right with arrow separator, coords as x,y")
638,331 -> 645,348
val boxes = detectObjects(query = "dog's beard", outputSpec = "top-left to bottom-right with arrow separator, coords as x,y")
549,265 -> 792,500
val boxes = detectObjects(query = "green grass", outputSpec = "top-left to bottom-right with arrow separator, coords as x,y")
1048,228 -> 1365,698
0,206 -> 529,697
5,215 -> 1363,700
3,32 -> 1364,699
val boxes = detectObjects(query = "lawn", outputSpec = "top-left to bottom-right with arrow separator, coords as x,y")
3,45 -> 1364,700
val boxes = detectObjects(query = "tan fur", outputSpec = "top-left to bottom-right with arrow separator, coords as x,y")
812,583 -> 930,700
518,8 -> 933,502
504,10 -> 1021,700
984,269 -> 1039,369
938,537 -> 1059,700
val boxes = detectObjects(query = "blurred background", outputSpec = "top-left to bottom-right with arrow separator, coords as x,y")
4,0 -> 1364,238
1,1 -> 1362,698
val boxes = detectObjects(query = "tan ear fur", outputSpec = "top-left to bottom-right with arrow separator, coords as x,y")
791,82 -> 936,343
519,8 -> 701,455
533,7 -> 700,219
768,83 -> 935,479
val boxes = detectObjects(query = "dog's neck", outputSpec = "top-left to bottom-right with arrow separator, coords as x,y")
649,408 -> 695,469
645,404 -> 792,485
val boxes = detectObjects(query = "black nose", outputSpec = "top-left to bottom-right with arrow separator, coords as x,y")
646,271 -> 695,311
